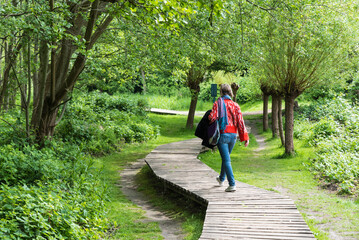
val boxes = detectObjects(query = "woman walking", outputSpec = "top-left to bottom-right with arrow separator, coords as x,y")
208,84 -> 249,192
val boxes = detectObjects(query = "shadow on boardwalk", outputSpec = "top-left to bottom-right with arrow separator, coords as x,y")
145,138 -> 315,239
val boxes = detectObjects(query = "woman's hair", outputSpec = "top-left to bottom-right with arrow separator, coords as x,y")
220,84 -> 233,98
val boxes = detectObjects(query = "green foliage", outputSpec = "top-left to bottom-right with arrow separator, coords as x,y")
0,182 -> 108,240
0,90 -> 162,239
300,96 -> 355,124
198,76 -> 261,104
234,77 -> 262,103
0,141 -> 109,239
294,96 -> 359,194
200,117 -> 359,239
56,91 -> 159,155
0,110 -> 29,146
346,75 -> 359,103
309,119 -> 341,144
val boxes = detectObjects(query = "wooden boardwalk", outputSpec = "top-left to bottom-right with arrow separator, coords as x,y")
145,138 -> 315,239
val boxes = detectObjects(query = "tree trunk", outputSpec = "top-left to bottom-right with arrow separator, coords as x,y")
30,0 -> 113,142
278,95 -> 285,146
271,94 -> 279,138
284,93 -> 296,155
185,66 -> 204,129
26,39 -> 32,137
0,41 -> 23,111
186,91 -> 199,129
32,39 -> 39,108
31,40 -> 49,133
9,89 -> 16,109
0,41 -> 10,112
262,93 -> 269,131
231,82 -> 239,102
140,66 -> 147,94
0,40 -> 3,81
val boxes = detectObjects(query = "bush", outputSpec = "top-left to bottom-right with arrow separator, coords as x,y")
0,182 -> 108,239
296,96 -> 359,194
0,141 -> 109,239
234,77 -> 262,103
0,90 -> 160,238
293,118 -> 313,141
56,91 -> 159,155
309,151 -> 359,194
308,118 -> 340,145
299,96 -> 354,124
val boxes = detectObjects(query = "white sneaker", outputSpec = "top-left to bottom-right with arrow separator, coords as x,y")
225,186 -> 236,192
216,176 -> 224,186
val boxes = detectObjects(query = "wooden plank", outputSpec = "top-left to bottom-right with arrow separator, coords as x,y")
144,138 -> 315,239
200,232 -> 316,240
203,223 -> 312,229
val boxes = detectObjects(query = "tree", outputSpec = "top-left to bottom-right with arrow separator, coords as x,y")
0,0 -> 201,142
250,0 -> 355,155
260,83 -> 270,132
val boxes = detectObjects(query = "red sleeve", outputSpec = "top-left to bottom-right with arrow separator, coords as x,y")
208,101 -> 218,123
235,104 -> 249,142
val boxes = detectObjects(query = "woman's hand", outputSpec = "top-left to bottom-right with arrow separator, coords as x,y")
244,140 -> 249,147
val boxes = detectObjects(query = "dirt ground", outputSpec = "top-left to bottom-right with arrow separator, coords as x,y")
120,159 -> 186,240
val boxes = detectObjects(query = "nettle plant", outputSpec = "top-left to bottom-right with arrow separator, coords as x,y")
294,96 -> 359,194
56,91 -> 159,155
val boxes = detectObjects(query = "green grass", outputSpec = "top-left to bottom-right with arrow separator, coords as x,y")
97,113 -> 205,239
97,105 -> 359,239
145,94 -> 213,111
136,166 -> 206,240
141,93 -> 264,113
199,118 -> 359,239
240,100 -> 267,112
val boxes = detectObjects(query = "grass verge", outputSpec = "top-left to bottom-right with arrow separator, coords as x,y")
136,166 -> 206,240
199,117 -> 359,240
97,113 -> 205,239
139,93 -> 265,113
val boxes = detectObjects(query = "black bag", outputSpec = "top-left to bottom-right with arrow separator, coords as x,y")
195,110 -> 216,149
208,120 -> 220,146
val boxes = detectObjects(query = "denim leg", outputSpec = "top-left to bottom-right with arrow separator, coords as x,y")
217,133 -> 237,186
228,134 -> 237,154
218,144 -> 228,182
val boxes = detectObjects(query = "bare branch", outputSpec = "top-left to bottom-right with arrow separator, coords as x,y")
1,12 -> 31,18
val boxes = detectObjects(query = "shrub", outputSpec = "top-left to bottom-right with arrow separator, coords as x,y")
56,91 -> 159,155
0,182 -> 108,239
0,90 -> 160,238
0,141 -> 109,239
308,118 -> 340,145
300,96 -> 354,124
296,96 -> 359,194
293,118 -> 313,140
309,151 -> 359,194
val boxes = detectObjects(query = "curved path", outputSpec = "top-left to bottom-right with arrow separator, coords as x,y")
145,138 -> 315,239
120,159 -> 186,239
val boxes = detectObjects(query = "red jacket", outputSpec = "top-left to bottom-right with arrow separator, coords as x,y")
208,99 -> 249,142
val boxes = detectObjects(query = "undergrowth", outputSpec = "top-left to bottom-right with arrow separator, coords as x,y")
294,96 -> 359,195
0,91 -> 160,239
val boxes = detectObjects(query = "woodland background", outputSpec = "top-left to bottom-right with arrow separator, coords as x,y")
0,0 -> 358,239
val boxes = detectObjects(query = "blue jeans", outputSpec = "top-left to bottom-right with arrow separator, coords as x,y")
217,133 -> 237,186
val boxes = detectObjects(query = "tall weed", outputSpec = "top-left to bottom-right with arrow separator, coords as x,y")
0,91 -> 160,239
295,96 -> 359,194
56,91 -> 159,155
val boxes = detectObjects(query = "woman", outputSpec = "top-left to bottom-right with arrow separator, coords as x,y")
208,84 -> 249,192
